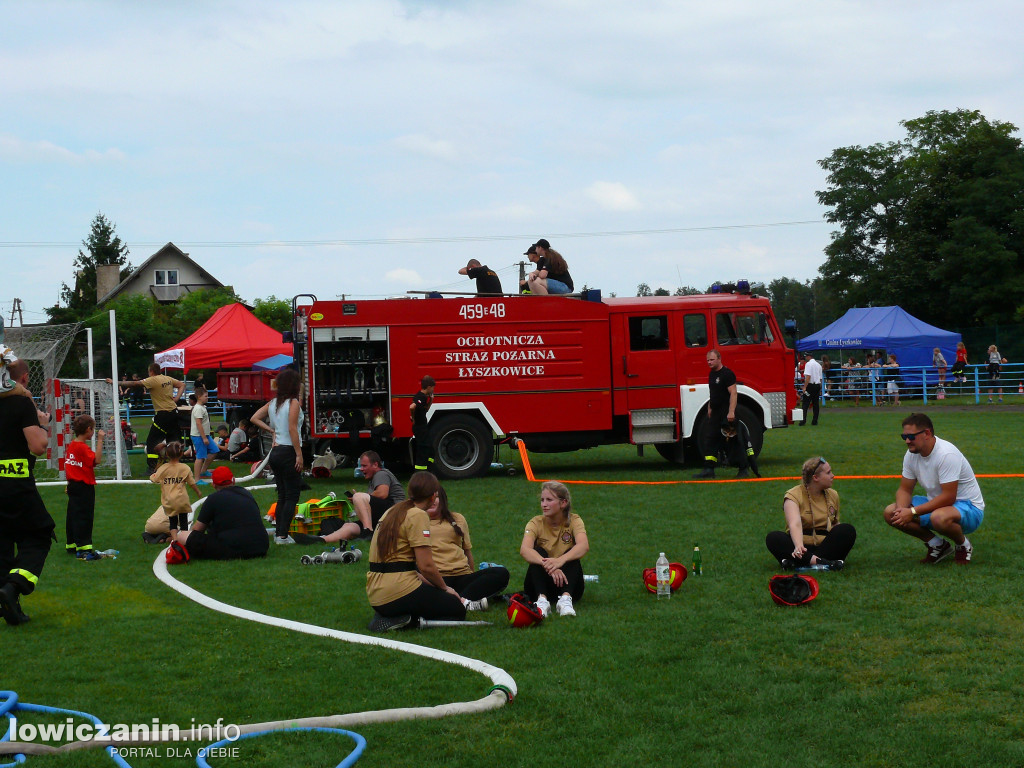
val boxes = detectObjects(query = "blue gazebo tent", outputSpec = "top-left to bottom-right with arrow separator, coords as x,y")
796,306 -> 960,371
252,353 -> 294,371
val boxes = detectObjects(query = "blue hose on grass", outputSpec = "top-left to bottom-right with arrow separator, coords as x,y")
1,691 -> 365,768
195,727 -> 366,768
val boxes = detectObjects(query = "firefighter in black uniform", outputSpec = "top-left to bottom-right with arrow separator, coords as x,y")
0,360 -> 55,626
694,349 -> 750,480
410,375 -> 436,472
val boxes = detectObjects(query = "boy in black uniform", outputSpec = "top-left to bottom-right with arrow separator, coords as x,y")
0,360 -> 55,626
458,259 -> 503,295
694,349 -> 749,479
410,375 -> 436,472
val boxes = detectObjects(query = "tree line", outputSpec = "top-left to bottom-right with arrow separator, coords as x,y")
46,213 -> 291,379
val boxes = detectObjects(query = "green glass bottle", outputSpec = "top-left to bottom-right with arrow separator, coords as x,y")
692,544 -> 702,576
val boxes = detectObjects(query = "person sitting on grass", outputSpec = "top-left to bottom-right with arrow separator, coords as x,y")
365,471 -> 466,632
173,466 -> 269,560
519,481 -> 589,618
424,486 -> 509,612
765,456 -> 855,571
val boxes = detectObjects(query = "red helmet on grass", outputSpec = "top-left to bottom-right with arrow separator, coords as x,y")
769,574 -> 819,606
642,563 -> 688,594
506,593 -> 544,627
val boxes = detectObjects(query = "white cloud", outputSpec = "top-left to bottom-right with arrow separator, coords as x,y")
392,134 -> 458,161
585,181 -> 642,212
0,134 -> 125,164
385,268 -> 423,284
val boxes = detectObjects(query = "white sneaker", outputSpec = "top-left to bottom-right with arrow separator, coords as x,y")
275,535 -> 296,545
535,595 -> 551,618
556,594 -> 576,617
462,597 -> 489,612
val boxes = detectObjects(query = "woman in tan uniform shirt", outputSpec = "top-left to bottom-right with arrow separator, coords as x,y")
765,456 -> 856,570
365,471 -> 465,632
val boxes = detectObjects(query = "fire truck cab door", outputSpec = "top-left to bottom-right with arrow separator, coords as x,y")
616,313 -> 678,412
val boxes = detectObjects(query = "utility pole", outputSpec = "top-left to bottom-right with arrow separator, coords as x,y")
8,298 -> 23,327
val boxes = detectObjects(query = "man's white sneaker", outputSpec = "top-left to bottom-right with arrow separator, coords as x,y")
463,597 -> 489,612
275,535 -> 296,545
535,595 -> 551,618
556,594 -> 576,617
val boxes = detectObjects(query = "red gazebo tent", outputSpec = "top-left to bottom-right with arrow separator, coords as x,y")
154,303 -> 291,373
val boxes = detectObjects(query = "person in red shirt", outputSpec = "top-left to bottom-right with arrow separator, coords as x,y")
64,415 -> 105,560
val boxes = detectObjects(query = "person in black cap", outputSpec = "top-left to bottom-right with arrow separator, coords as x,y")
458,259 -> 503,295
521,239 -> 574,295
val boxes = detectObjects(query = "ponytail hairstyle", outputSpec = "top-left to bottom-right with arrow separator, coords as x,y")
435,486 -> 465,541
164,441 -> 183,461
375,471 -> 440,560
540,480 -> 572,521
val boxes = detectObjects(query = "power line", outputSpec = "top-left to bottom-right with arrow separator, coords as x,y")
0,219 -> 826,249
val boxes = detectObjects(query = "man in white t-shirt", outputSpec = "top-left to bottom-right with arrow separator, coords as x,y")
800,352 -> 823,426
884,413 -> 985,564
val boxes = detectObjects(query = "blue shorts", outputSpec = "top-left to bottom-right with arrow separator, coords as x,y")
546,278 -> 571,295
913,494 -> 984,535
191,435 -> 220,460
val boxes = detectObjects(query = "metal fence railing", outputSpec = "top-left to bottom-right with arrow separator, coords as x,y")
814,363 -> 1023,406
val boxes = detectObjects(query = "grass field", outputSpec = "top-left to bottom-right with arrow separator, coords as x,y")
3,406 -> 1023,767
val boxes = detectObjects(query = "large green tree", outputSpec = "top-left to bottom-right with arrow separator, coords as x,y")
47,213 -> 133,323
817,109 -> 1024,326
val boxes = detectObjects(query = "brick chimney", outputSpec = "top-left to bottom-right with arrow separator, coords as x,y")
96,264 -> 121,305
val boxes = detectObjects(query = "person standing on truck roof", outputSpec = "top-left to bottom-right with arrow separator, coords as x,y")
110,362 -> 185,475
694,349 -> 749,480
458,259 -> 503,295
411,375 -> 436,473
522,238 -> 574,295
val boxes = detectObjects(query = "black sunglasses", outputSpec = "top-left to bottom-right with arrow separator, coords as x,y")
900,430 -> 927,441
813,457 -> 827,471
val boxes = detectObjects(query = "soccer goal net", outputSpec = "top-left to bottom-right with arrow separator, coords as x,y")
45,378 -> 133,481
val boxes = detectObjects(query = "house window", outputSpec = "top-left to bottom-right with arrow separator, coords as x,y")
155,269 -> 179,286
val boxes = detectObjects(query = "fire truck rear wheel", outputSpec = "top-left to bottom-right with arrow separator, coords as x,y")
431,414 -> 492,479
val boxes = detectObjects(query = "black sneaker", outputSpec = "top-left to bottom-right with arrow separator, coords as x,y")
0,583 -> 30,626
357,527 -> 374,541
736,468 -> 751,479
367,612 -> 412,632
692,468 -> 716,479
141,532 -> 170,544
780,558 -> 799,570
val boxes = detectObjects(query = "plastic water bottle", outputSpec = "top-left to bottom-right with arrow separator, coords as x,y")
583,574 -> 600,584
98,549 -> 119,559
795,564 -> 832,572
478,561 -> 504,570
656,552 -> 671,598
692,544 -> 702,576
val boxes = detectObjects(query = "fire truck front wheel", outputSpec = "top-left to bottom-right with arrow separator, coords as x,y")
431,414 -> 493,479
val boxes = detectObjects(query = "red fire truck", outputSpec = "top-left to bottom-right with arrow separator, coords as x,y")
275,290 -> 798,479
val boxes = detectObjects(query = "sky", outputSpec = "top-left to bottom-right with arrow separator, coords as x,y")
2,0 -> 1023,324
